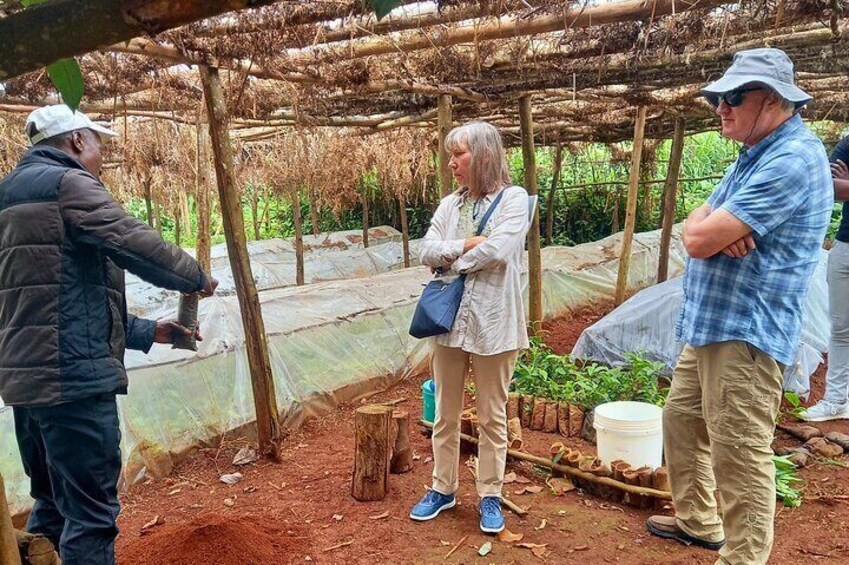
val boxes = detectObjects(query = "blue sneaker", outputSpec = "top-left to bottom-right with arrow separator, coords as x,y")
410,490 -> 456,521
479,496 -> 505,533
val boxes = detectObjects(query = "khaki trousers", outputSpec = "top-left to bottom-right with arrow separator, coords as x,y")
430,343 -> 519,498
665,342 -> 784,565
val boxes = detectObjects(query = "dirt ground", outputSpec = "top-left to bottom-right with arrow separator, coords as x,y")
116,311 -> 849,564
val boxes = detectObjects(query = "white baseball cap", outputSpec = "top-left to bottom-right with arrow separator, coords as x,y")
25,104 -> 117,146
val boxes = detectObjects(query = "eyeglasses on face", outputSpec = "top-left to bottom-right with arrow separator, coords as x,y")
706,87 -> 763,108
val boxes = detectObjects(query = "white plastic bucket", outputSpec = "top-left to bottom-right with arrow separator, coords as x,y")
593,401 -> 663,470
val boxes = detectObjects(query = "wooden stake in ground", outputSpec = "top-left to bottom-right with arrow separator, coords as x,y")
1,472 -> 22,565
352,405 -> 394,501
657,117 -> 686,283
200,65 -> 281,457
361,188 -> 370,248
291,188 -> 305,286
390,410 -> 413,474
520,95 -> 543,331
438,94 -> 453,198
399,197 -> 410,268
545,143 -> 563,246
614,106 -> 648,306
195,116 -> 213,274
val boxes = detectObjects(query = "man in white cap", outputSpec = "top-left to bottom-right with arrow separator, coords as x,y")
0,104 -> 218,565
646,49 -> 833,565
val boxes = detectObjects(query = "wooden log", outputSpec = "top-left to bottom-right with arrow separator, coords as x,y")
0,473 -> 21,565
352,405 -> 393,501
557,401 -> 570,437
657,117 -> 685,283
390,410 -> 413,474
530,398 -> 546,430
614,106 -> 648,306
200,65 -> 281,457
438,94 -> 453,198
506,393 -> 520,421
545,143 -> 563,246
543,400 -> 559,433
291,189 -> 305,286
507,417 -> 523,451
195,117 -> 213,274
399,197 -> 410,268
520,95 -> 543,332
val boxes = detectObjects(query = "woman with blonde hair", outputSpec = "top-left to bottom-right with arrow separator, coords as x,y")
410,121 -> 530,533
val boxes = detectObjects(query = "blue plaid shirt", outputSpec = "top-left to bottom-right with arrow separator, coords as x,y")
676,114 -> 833,366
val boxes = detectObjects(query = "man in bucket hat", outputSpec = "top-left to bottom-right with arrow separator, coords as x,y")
646,49 -> 833,564
0,105 -> 218,564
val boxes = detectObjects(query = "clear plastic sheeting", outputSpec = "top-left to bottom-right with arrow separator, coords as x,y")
126,226 -> 409,317
573,250 -> 830,397
0,225 -> 685,514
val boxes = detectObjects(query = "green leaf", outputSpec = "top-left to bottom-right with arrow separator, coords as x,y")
47,59 -> 84,112
21,0 -> 51,6
372,0 -> 403,20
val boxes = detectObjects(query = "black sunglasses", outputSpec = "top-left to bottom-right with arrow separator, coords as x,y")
706,87 -> 763,108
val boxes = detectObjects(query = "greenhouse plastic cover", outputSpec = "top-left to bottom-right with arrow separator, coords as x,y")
0,225 -> 686,514
573,250 -> 830,397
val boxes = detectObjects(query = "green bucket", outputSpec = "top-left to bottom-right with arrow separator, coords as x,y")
422,379 -> 436,423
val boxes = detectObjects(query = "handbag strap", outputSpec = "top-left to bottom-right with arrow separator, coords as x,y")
474,188 -> 507,236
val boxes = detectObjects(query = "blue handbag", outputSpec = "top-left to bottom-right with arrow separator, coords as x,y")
409,190 -> 505,338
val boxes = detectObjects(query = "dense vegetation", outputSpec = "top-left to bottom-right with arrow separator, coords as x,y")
126,129 -> 844,248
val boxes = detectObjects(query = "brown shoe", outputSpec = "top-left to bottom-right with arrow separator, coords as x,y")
646,515 -> 725,550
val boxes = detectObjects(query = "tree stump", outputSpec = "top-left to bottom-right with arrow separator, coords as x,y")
351,405 -> 393,501
1,472 -> 22,565
390,410 -> 413,474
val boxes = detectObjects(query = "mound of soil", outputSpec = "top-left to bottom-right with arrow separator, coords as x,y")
121,514 -> 308,565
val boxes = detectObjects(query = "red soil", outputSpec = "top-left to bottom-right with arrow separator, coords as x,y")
116,310 -> 849,565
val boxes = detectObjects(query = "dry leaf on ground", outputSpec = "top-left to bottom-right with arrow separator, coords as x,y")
232,446 -> 258,466
369,511 -> 390,520
140,515 -> 161,531
517,542 -> 550,559
514,485 -> 543,495
535,519 -> 547,531
514,475 -> 532,484
503,471 -> 518,484
498,529 -> 524,543
547,477 -> 576,495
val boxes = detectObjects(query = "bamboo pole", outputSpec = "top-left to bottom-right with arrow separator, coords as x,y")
399,197 -> 410,268
658,118 -> 686,283
520,96 -> 543,331
438,95 -> 453,198
292,189 -> 305,286
0,473 -> 21,565
199,65 -> 281,457
614,106 -> 648,306
545,143 -> 563,246
419,421 -> 671,500
361,189 -> 370,248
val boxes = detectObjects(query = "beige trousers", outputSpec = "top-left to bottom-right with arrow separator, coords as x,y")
665,342 -> 784,565
430,343 -> 519,498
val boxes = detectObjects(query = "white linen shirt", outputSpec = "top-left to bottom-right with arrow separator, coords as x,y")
419,185 -> 531,355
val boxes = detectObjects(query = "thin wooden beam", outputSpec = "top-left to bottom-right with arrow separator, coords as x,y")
199,65 -> 281,457
438,95 -> 454,198
520,96 -> 543,331
545,143 -> 563,246
196,117 -> 213,274
0,473 -> 22,565
658,118 -> 686,283
292,189 -> 305,286
399,197 -> 411,268
615,106 -> 648,306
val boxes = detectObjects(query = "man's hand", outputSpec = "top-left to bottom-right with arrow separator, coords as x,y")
463,236 -> 486,252
199,275 -> 219,297
721,234 -> 757,258
154,320 -> 204,344
832,159 -> 849,181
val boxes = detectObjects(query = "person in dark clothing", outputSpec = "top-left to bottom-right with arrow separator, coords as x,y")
0,104 -> 218,565
802,135 -> 849,421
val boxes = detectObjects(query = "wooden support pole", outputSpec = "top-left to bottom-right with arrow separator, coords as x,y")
614,106 -> 648,306
520,96 -> 543,331
1,473 -> 21,565
419,420 -> 671,500
352,405 -> 393,501
399,197 -> 410,268
308,189 -> 320,236
291,189 -> 305,286
196,118 -> 213,273
545,143 -> 563,246
658,118 -> 686,283
361,190 -> 370,248
200,65 -> 281,457
438,94 -> 453,198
